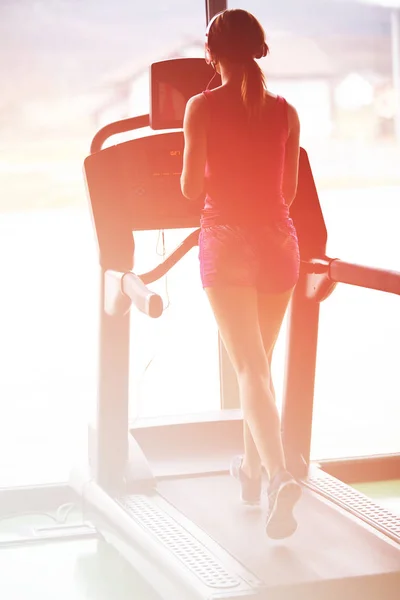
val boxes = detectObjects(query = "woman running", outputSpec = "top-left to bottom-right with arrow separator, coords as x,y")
181,8 -> 302,540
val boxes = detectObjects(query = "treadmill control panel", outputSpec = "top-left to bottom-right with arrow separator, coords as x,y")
85,131 -> 203,234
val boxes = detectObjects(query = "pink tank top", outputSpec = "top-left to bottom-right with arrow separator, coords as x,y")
201,89 -> 290,228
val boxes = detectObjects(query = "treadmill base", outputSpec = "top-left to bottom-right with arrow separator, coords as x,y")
71,466 -> 400,600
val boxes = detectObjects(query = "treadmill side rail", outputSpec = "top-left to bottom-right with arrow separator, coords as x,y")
70,467 -> 266,600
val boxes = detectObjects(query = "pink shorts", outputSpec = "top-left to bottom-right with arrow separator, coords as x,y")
199,219 -> 300,293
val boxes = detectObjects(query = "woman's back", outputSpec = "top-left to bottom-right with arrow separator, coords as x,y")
202,87 -> 290,228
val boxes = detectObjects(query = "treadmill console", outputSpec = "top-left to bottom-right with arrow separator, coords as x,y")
150,58 -> 221,130
85,131 -> 203,268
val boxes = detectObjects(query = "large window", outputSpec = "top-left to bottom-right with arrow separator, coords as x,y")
0,1 -> 208,487
1,1 -> 399,488
312,285 -> 400,459
310,185 -> 400,459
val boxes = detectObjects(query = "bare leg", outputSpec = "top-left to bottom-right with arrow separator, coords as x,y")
241,289 -> 293,479
242,367 -> 275,479
242,421 -> 262,478
205,286 -> 289,479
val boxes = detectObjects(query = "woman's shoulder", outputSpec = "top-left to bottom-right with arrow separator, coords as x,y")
187,92 -> 208,106
265,90 -> 278,101
265,92 -> 299,122
185,92 -> 209,116
183,93 -> 210,129
264,91 -> 292,108
187,87 -> 228,114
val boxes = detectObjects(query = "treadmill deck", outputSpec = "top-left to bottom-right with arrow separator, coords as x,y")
156,473 -> 400,591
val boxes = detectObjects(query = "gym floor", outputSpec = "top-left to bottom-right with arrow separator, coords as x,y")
1,481 -> 399,600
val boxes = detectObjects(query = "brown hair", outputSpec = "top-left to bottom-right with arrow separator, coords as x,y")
207,9 -> 269,118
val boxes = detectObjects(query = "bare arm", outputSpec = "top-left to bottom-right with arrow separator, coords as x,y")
180,94 -> 207,200
282,103 -> 300,207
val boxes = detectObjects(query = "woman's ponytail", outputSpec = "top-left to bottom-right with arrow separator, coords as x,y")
207,9 -> 268,118
241,60 -> 266,119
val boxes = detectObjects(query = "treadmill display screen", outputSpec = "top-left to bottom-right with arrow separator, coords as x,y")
150,58 -> 221,130
156,83 -> 187,131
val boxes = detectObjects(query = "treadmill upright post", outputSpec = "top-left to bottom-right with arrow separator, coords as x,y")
281,270 -> 320,478
92,270 -> 131,490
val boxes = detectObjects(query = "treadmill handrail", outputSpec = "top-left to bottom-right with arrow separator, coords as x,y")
121,272 -> 163,318
103,231 -> 199,317
90,114 -> 150,154
140,229 -> 200,285
104,270 -> 163,318
304,256 -> 400,301
328,259 -> 400,296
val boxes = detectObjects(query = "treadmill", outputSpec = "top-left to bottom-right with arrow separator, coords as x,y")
71,51 -> 400,600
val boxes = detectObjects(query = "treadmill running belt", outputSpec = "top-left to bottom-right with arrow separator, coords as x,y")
158,474 -> 400,589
